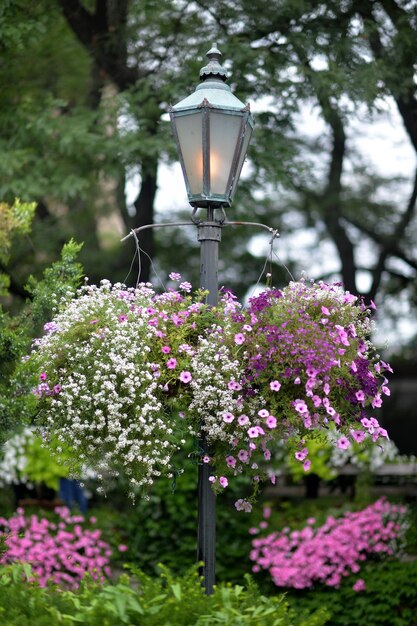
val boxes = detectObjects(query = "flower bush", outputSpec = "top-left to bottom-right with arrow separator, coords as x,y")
249,498 -> 408,589
0,427 -> 70,490
28,276 -> 392,507
0,507 -> 113,589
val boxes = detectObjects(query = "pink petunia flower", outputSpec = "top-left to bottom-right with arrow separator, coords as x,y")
266,415 -> 277,429
352,578 -> 366,592
234,333 -> 245,345
338,436 -> 351,450
351,430 -> 366,443
270,380 -> 281,392
179,370 -> 192,383
295,448 -> 308,461
166,358 -> 177,369
355,390 -> 365,402
238,449 -> 249,462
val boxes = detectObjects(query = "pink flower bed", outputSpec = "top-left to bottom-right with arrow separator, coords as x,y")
250,498 -> 407,589
0,507 -> 113,588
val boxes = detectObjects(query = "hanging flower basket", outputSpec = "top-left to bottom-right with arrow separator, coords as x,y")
28,277 -> 392,508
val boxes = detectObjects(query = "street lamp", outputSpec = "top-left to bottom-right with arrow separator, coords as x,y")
170,44 -> 254,209
170,44 -> 254,594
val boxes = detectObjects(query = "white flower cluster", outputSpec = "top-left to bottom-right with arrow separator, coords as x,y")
189,332 -> 248,444
0,428 -> 34,487
31,281 -> 226,496
328,431 -> 404,471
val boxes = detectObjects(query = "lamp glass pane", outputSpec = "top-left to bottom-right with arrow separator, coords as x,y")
231,123 -> 253,197
174,112 -> 203,195
209,112 -> 242,195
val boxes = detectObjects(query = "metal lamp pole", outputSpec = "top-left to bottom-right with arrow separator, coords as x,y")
196,206 -> 221,592
169,43 -> 254,594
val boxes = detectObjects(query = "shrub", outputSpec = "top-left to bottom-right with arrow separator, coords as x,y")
0,563 -> 330,625
286,559 -> 417,626
0,506 -> 113,588
250,498 -> 407,589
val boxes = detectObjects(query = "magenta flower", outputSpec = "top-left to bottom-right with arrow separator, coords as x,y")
118,314 -> 128,323
169,272 -> 181,280
39,372 -> 47,381
269,380 -> 281,392
179,281 -> 192,292
258,409 -> 269,418
238,449 -> 249,462
161,345 -> 171,354
228,380 -> 242,391
179,371 -> 192,383
235,499 -> 252,512
321,306 -> 330,315
238,414 -> 249,426
352,578 -> 366,592
337,436 -> 351,450
219,476 -> 228,488
203,455 -> 210,464
53,384 -> 62,394
166,358 -> 177,369
295,447 -> 308,461
266,415 -> 277,429
248,427 -> 259,438
234,333 -> 245,345
294,399 -> 308,414
303,459 -> 311,472
351,430 -> 366,443
226,455 -> 236,467
223,412 -> 234,424
355,390 -> 365,402
118,544 -> 128,552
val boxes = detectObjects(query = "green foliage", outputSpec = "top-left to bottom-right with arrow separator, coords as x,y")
0,235 -> 84,443
22,434 -> 70,490
286,434 -> 336,483
25,238 -> 84,329
286,559 -> 417,626
91,460 -> 260,583
0,563 -> 329,626
0,199 -> 36,297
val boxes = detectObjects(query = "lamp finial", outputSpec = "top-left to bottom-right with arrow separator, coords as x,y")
199,43 -> 228,82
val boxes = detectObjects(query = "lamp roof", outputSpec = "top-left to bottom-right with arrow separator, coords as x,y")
171,44 -> 248,113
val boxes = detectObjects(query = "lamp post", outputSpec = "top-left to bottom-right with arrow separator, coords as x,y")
170,44 -> 254,594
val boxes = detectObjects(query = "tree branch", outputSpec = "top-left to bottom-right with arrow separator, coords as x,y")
58,0 -> 140,89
